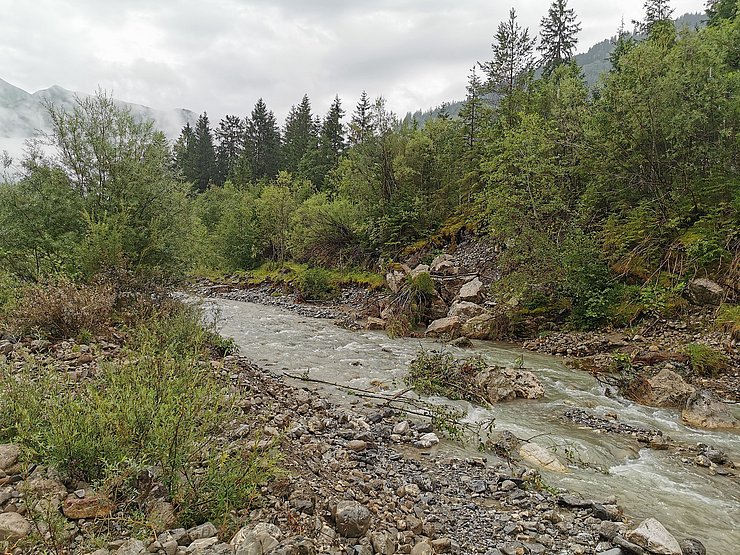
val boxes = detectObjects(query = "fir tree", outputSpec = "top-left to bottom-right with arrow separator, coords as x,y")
538,0 -> 582,75
283,94 -> 318,174
459,66 -> 487,148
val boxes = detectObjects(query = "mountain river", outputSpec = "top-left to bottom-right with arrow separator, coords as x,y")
204,297 -> 739,553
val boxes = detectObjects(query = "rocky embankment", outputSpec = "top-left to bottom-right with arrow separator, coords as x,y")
0,336 -> 710,555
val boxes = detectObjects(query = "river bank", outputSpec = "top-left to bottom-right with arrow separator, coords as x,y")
0,322 -> 724,555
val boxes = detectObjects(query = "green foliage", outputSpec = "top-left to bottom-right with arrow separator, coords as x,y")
295,267 -> 339,300
0,300 -> 277,530
683,342 -> 730,377
715,303 -> 740,338
405,349 -> 489,404
9,278 -> 115,339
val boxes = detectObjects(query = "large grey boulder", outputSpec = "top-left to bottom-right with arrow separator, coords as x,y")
460,312 -> 508,340
682,389 -> 740,430
519,443 -> 567,473
447,301 -> 485,322
115,539 -> 146,555
430,254 -> 455,274
625,518 -> 681,555
232,523 -> 282,555
0,512 -> 31,542
474,367 -> 544,402
425,316 -> 460,337
643,369 -> 697,408
687,278 -> 725,305
458,277 -> 484,303
334,500 -> 371,537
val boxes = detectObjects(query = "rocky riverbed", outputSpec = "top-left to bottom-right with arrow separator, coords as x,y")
0,332 -> 719,555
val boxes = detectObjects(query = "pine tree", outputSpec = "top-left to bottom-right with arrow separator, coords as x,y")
349,91 -> 375,145
245,99 -> 282,180
215,115 -> 245,185
538,0 -> 582,76
192,113 -> 216,192
480,8 -> 537,97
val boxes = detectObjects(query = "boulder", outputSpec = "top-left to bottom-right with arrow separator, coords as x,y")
519,443 -> 567,473
0,443 -> 20,471
371,531 -> 397,554
474,367 -> 544,403
625,518 -> 681,555
447,301 -> 485,322
334,500 -> 371,537
430,254 -> 454,273
682,389 -> 740,430
365,317 -> 385,330
642,369 -> 696,408
678,538 -> 706,555
62,493 -> 115,519
232,523 -> 282,555
115,539 -> 146,555
189,522 -> 218,540
425,316 -> 460,337
410,264 -> 430,278
386,265 -> 411,293
460,312 -> 508,340
0,512 -> 31,542
687,278 -> 725,306
459,277 -> 484,303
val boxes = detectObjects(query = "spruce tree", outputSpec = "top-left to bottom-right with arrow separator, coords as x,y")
215,115 -> 245,185
320,95 -> 346,168
349,91 -> 375,145
480,8 -> 537,97
193,113 -> 216,192
173,122 -> 196,182
637,0 -> 674,36
538,0 -> 582,76
282,94 -> 318,174
459,66 -> 487,148
245,99 -> 282,180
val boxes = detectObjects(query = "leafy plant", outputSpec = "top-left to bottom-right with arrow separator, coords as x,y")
683,343 -> 730,377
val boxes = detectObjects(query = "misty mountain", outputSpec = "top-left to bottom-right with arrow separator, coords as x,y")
0,78 -> 196,161
404,12 -> 707,126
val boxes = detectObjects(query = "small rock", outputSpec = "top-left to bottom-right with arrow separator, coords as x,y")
679,538 -> 706,555
63,493 -> 115,519
334,501 -> 371,537
346,440 -> 367,452
393,421 -> 410,435
189,522 -> 218,540
0,444 -> 20,471
519,443 -> 567,473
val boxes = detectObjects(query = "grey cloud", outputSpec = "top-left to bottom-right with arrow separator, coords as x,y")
0,0 -> 704,124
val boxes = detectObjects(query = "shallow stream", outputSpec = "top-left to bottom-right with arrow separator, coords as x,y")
206,297 -> 739,553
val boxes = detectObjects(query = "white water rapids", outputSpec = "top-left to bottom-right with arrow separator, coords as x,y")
205,297 -> 739,553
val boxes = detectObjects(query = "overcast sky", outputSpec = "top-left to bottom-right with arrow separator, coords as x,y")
1,0 -> 704,122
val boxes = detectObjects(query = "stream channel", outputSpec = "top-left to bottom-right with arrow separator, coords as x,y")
205,296 -> 739,553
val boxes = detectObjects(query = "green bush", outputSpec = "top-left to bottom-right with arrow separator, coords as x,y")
683,343 -> 730,377
0,301 -> 276,531
295,267 -> 339,300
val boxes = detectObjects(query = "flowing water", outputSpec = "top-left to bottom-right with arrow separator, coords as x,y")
205,297 -> 740,553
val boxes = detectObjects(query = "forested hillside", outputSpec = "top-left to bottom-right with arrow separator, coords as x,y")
1,0 -> 738,331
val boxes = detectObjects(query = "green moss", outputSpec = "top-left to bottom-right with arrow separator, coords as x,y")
683,343 -> 730,377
